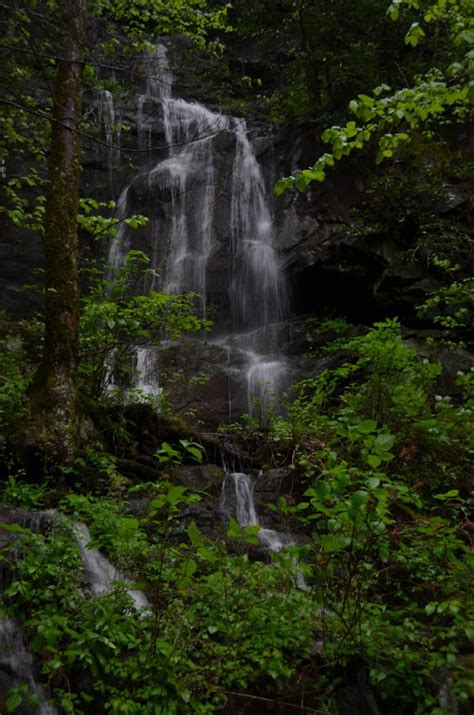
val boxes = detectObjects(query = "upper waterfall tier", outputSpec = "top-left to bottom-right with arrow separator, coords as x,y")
109,43 -> 288,332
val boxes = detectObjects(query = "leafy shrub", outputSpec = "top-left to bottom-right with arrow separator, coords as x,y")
79,250 -> 211,403
0,336 -> 29,446
0,472 -> 49,509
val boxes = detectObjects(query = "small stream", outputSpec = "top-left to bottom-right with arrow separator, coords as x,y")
221,472 -> 306,586
73,522 -> 149,611
0,618 -> 57,715
0,512 -> 149,711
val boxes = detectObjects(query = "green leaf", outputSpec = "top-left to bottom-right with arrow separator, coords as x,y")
367,454 -> 382,469
374,433 -> 395,451
433,489 -> 459,501
0,522 -> 32,534
187,520 -> 202,548
357,419 -> 378,434
319,534 -> 351,552
464,627 -> 474,644
345,121 -> 358,138
226,517 -> 242,538
243,525 -> 261,536
349,490 -> 369,518
5,690 -> 24,713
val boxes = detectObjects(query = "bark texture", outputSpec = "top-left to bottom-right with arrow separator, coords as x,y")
28,0 -> 88,462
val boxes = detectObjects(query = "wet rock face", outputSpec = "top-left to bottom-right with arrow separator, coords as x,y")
0,211 -> 44,319
159,340 -> 248,428
273,164 -> 442,324
176,464 -> 225,495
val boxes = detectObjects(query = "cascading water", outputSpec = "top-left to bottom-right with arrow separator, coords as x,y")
98,89 -> 115,150
149,101 -> 221,312
0,619 -> 57,714
73,522 -> 149,611
221,472 -> 306,586
229,119 -> 288,331
0,512 -> 54,713
221,472 -> 295,554
135,347 -> 161,397
0,512 -> 149,710
221,472 -> 258,527
97,89 -> 121,191
107,43 -> 290,414
107,185 -> 130,278
246,353 -> 288,418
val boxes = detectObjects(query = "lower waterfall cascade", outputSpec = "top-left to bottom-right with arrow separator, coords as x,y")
73,522 -> 149,611
221,471 -> 306,587
107,43 -> 291,418
0,512 -> 150,709
0,618 -> 57,715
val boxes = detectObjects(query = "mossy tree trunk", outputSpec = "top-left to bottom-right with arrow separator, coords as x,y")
28,0 -> 88,463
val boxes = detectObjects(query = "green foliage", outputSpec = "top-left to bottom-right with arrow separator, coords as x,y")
80,250 -> 211,401
2,314 -> 473,712
262,317 -> 474,710
275,0 -> 473,193
0,332 -> 29,445
229,0 -> 414,124
78,198 -> 149,242
342,318 -> 442,427
155,439 -> 204,466
0,471 -> 48,509
418,259 -> 474,341
3,485 -> 314,713
93,0 -> 230,53
0,169 -> 46,234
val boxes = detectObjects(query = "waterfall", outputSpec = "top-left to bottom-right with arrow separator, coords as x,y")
107,185 -> 130,278
246,353 -> 288,418
0,619 -> 57,714
149,101 -> 226,316
222,472 -> 295,554
135,347 -> 162,405
98,89 -> 115,150
107,43 -> 290,415
222,473 -> 306,586
97,89 -> 120,190
0,510 -> 57,713
229,119 -> 288,330
73,522 -> 149,611
221,472 -> 258,527
0,511 -> 148,712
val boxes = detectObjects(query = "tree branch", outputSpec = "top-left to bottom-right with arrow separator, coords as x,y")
0,97 -> 223,155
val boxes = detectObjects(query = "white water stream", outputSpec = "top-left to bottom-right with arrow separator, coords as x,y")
222,472 -> 306,587
0,618 -> 57,714
0,513 -> 148,712
73,522 -> 149,611
221,472 -> 305,583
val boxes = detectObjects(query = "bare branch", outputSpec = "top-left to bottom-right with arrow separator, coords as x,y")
0,97 -> 223,155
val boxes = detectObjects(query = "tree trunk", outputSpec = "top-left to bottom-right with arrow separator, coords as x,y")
27,0 -> 87,462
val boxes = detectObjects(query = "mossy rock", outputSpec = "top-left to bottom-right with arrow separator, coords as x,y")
175,464 -> 225,496
92,401 -> 198,457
